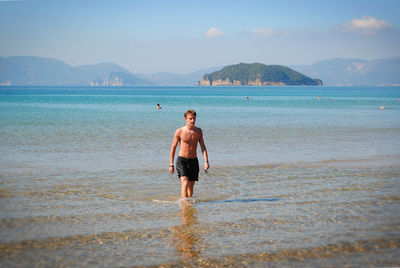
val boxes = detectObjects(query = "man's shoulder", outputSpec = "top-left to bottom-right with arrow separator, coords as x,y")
194,126 -> 203,134
194,126 -> 202,131
175,126 -> 185,135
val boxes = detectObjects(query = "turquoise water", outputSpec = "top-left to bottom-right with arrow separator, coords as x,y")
0,86 -> 399,267
1,86 -> 399,172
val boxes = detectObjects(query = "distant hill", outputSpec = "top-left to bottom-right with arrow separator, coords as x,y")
136,67 -> 222,86
199,63 -> 322,86
0,56 -> 152,86
291,57 -> 400,86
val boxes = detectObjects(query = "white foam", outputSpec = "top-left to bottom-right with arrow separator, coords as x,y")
152,197 -> 197,205
152,199 -> 179,204
179,197 -> 197,206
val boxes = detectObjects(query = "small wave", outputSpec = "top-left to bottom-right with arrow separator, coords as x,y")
200,198 -> 279,204
152,199 -> 179,204
152,198 -> 197,205
152,197 -> 278,205
178,198 -> 197,205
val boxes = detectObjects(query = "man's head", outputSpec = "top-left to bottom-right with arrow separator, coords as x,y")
184,110 -> 196,119
184,110 -> 196,128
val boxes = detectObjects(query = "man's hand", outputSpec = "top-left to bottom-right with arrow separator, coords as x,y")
204,161 -> 209,171
169,166 -> 174,174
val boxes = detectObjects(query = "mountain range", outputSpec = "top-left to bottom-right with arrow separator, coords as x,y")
0,56 -> 151,86
1,56 -> 399,86
0,56 -> 222,86
290,57 -> 400,86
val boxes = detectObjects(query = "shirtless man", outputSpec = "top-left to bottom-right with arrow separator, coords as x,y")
169,110 -> 209,199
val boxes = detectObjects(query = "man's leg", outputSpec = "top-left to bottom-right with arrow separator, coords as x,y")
187,181 -> 195,197
180,176 -> 189,198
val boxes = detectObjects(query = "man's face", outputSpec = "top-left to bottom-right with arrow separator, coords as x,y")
185,114 -> 196,127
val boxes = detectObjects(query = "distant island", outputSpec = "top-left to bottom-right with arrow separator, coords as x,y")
199,63 -> 323,86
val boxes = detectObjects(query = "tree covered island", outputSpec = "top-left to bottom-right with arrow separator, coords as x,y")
199,63 -> 323,86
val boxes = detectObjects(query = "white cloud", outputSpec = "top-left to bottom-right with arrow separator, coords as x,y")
249,27 -> 290,38
340,16 -> 391,34
252,28 -> 277,37
205,27 -> 223,38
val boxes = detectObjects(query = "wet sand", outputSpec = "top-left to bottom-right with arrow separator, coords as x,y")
1,157 -> 399,267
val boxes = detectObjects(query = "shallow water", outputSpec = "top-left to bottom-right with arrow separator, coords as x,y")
0,86 -> 399,267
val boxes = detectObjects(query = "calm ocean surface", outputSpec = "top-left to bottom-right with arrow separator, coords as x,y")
0,86 -> 399,267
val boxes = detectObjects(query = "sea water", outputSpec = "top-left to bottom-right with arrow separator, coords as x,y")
0,86 -> 399,267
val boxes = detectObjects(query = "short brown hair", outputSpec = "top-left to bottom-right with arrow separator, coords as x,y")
184,109 -> 196,118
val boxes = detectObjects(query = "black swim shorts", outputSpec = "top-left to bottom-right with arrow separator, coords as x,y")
176,156 -> 199,181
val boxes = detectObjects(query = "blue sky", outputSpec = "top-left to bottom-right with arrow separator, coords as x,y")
1,0 -> 399,74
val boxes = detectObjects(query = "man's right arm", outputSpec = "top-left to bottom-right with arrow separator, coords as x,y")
169,129 -> 180,174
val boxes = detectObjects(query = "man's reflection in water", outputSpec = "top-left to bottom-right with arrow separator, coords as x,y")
171,201 -> 201,260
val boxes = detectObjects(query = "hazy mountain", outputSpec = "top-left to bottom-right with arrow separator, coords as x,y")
0,56 -> 151,86
75,62 -> 132,80
0,56 -> 75,85
136,72 -> 192,86
136,66 -> 222,86
291,57 -> 400,86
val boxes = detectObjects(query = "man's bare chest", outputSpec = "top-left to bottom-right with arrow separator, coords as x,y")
181,130 -> 199,144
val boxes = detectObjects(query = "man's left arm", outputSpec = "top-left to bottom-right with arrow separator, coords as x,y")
199,129 -> 209,170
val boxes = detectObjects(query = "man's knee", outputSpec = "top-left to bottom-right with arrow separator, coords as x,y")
181,176 -> 189,186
